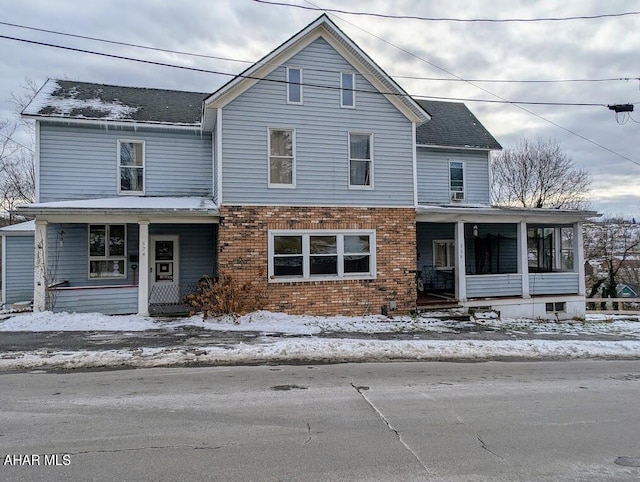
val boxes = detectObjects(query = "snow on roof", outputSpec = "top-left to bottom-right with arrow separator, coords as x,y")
0,220 -> 35,234
23,79 -> 207,127
18,197 -> 218,216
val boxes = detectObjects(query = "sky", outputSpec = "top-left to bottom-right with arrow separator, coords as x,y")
0,0 -> 638,218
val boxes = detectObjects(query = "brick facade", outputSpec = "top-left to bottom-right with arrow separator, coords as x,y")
217,206 -> 417,315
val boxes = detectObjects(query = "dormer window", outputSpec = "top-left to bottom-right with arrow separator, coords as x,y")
118,140 -> 144,194
341,72 -> 355,108
287,67 -> 303,104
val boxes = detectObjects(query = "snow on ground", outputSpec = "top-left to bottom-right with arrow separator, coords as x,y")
1,310 -> 640,370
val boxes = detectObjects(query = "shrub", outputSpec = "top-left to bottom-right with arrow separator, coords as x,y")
184,271 -> 266,319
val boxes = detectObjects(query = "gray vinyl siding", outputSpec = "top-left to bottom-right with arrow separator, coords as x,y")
466,274 -> 522,298
47,222 -> 215,288
221,38 -> 414,206
39,123 -> 212,202
416,223 -> 455,272
417,148 -> 490,204
4,236 -> 34,304
529,273 -> 580,295
53,286 -> 138,315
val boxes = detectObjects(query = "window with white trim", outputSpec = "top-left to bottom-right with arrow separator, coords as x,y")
286,67 -> 302,104
118,140 -> 144,194
449,160 -> 464,200
433,239 -> 455,270
269,231 -> 376,281
349,133 -> 372,188
341,72 -> 355,108
528,226 -> 574,272
89,224 -> 126,279
268,128 -> 295,187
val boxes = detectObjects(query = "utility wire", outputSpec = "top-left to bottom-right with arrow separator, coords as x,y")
299,0 -> 640,167
0,34 -> 614,107
253,0 -> 640,23
1,20 -> 637,85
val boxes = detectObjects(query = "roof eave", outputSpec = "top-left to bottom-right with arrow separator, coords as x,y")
24,114 -> 206,131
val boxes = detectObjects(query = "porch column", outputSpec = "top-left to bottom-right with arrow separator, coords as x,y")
575,221 -> 586,296
455,221 -> 467,301
517,221 -> 530,298
137,221 -> 150,316
33,219 -> 48,312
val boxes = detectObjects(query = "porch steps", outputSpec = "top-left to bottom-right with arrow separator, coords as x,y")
416,307 -> 471,322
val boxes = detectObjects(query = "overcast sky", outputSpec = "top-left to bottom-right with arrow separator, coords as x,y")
0,0 -> 638,217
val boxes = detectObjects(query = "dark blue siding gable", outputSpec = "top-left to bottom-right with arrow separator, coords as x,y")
39,123 -> 213,202
222,37 -> 415,206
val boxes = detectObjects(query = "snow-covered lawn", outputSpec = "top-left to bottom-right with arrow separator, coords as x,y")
0,310 -> 639,370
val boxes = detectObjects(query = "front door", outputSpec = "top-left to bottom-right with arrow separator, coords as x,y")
149,235 -> 180,304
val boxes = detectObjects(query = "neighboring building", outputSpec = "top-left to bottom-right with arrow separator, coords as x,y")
15,15 -> 596,319
0,220 -> 35,307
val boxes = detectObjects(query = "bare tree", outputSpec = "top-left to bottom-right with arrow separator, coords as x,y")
491,137 -> 591,209
584,220 -> 640,308
0,78 -> 38,223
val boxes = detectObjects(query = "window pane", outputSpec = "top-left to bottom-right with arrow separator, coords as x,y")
120,142 -> 143,167
288,68 -> 301,103
310,236 -> 337,254
90,259 -> 125,278
450,162 -> 464,191
270,130 -> 293,157
345,255 -> 370,273
350,160 -> 371,186
155,240 -> 174,261
121,167 -> 144,192
274,236 -> 302,255
310,256 -> 338,275
350,134 -> 370,159
274,256 -> 303,276
270,157 -> 293,185
342,73 -> 354,106
89,225 -> 106,257
109,225 -> 126,257
345,235 -> 370,254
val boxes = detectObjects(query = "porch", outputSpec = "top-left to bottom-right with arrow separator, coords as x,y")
22,197 -> 219,316
416,205 -> 596,317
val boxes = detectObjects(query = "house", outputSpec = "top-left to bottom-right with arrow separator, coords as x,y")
13,15 -> 596,319
0,220 -> 34,308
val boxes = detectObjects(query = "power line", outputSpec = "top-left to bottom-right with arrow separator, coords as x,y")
253,0 -> 640,23
0,34 -> 615,108
2,20 -> 637,86
301,1 -> 640,167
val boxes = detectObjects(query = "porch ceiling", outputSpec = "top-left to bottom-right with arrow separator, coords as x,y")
416,204 -> 600,224
17,196 -> 219,218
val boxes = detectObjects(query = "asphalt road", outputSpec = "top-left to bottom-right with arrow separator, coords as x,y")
1,360 -> 640,481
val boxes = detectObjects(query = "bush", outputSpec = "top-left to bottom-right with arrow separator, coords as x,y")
184,271 -> 266,318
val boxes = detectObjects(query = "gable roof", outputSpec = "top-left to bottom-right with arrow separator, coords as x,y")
23,79 -> 207,128
416,99 -> 502,150
204,14 -> 429,125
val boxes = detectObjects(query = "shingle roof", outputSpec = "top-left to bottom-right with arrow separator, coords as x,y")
415,99 -> 502,150
22,79 -> 207,126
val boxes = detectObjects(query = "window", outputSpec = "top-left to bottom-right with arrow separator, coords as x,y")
546,302 -> 566,313
287,67 -> 302,104
449,161 -> 464,199
269,231 -> 375,281
349,133 -> 373,188
118,140 -> 144,194
341,72 -> 355,108
268,128 -> 295,187
528,226 -> 574,272
89,224 -> 126,279
433,240 -> 455,270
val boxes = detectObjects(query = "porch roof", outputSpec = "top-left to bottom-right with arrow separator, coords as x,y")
17,197 -> 219,217
416,204 -> 600,224
0,220 -> 35,235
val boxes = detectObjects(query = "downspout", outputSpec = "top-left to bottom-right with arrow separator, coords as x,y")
216,108 -> 223,207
